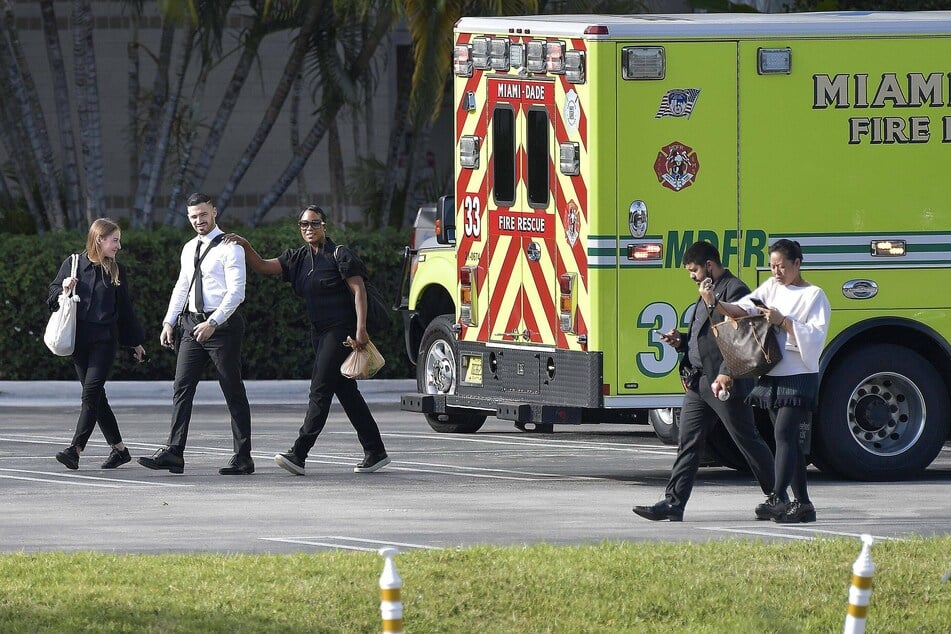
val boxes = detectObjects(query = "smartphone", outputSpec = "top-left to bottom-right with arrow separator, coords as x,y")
750,297 -> 766,307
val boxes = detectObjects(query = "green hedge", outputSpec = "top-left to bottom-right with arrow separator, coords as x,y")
1,222 -> 413,380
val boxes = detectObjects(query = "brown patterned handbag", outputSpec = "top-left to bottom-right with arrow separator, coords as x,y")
710,314 -> 783,378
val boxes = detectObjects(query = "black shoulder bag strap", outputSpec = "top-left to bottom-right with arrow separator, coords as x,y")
179,234 -> 226,319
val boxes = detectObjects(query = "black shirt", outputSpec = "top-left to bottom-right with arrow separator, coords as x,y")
47,253 -> 145,346
277,238 -> 369,331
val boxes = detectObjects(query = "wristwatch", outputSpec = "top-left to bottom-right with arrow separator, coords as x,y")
207,318 -> 218,328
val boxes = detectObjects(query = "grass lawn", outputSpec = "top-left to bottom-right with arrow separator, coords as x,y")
1,537 -> 950,632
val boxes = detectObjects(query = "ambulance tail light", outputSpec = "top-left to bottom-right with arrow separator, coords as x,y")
459,266 -> 478,326
459,135 -> 480,169
565,50 -> 585,84
453,44 -> 473,77
559,273 -> 577,333
628,243 -> 663,261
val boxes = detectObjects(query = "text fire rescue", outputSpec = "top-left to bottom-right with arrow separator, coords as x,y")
814,72 -> 951,144
499,213 -> 546,233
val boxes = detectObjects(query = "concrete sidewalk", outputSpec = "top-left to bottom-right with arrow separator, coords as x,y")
0,379 -> 416,407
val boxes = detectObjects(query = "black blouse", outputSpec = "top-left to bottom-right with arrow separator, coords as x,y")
47,253 -> 145,347
277,238 -> 369,331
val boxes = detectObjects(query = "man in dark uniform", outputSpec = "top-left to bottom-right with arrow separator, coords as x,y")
633,241 -> 775,521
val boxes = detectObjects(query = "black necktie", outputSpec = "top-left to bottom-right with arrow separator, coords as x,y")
194,240 -> 204,313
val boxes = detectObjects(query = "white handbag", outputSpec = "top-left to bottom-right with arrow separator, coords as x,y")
44,254 -> 81,356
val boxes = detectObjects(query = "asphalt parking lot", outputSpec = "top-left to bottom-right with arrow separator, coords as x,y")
1,380 -> 950,553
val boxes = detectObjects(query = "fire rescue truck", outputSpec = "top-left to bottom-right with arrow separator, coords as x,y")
397,11 -> 951,481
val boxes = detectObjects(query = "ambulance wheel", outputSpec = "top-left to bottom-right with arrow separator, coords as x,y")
813,344 -> 949,481
648,408 -> 680,445
417,314 -> 486,434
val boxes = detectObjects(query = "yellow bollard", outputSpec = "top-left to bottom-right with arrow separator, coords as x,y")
379,547 -> 403,634
843,534 -> 875,634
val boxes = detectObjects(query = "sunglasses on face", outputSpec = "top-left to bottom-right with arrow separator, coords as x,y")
298,220 -> 326,229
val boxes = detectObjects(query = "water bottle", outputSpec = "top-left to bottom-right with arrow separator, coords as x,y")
713,383 -> 730,401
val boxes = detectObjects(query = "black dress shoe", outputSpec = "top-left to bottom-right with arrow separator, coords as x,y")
774,500 -> 816,523
56,446 -> 80,470
219,454 -> 254,475
754,494 -> 789,521
633,500 -> 684,522
138,447 -> 185,474
101,447 -> 131,469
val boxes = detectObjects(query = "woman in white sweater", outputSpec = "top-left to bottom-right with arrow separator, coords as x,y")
709,239 -> 831,523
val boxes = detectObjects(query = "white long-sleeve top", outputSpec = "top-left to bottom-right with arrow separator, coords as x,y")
735,277 -> 831,375
162,226 -> 247,327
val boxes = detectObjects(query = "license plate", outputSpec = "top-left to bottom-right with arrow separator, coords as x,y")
462,354 -> 483,385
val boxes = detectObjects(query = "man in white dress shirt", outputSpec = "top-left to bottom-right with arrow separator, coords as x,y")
138,192 -> 254,475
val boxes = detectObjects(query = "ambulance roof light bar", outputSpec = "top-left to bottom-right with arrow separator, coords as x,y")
565,50 -> 585,84
471,37 -> 490,70
453,44 -> 473,77
546,40 -> 566,74
489,38 -> 509,70
526,40 -> 546,73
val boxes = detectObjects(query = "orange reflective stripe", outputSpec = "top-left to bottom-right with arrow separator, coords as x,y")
380,588 -> 401,602
851,575 -> 873,590
847,604 -> 868,618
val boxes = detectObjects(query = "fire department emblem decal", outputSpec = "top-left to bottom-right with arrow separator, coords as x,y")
655,88 -> 701,118
564,201 -> 580,247
564,89 -> 580,132
654,141 -> 700,192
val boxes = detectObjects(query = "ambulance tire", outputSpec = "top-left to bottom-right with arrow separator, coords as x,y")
812,344 -> 949,481
648,408 -> 680,445
417,314 -> 487,434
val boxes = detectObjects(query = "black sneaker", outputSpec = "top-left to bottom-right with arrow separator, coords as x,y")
754,494 -> 789,521
101,447 -> 131,469
274,451 -> 306,475
56,446 -> 80,470
774,500 -> 817,524
354,452 -> 390,473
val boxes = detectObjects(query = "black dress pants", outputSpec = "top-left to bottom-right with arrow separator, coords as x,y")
168,312 -> 252,457
291,324 -> 386,459
665,377 -> 775,510
70,322 -> 120,450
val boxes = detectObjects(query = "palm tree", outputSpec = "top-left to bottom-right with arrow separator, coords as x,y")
246,0 -> 395,224
39,0 -> 83,227
0,0 -> 67,230
72,0 -> 107,221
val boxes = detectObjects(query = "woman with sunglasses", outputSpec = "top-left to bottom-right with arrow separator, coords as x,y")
224,205 -> 389,475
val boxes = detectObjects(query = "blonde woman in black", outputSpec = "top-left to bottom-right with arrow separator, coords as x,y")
47,218 -> 146,470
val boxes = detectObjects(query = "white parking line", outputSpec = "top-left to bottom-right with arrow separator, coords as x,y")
698,527 -> 816,540
260,536 -> 440,551
698,526 -> 900,541
0,468 -> 191,488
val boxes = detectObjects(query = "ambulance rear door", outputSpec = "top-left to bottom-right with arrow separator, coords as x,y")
615,41 -> 739,396
484,76 -> 559,346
